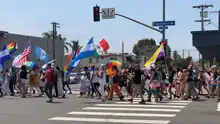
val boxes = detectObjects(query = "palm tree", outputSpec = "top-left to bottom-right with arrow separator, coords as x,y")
42,31 -> 67,52
42,31 -> 66,41
64,40 -> 80,53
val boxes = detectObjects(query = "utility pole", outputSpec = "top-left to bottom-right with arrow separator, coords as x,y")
219,10 -> 220,30
51,22 -> 60,60
182,50 -> 185,59
121,42 -> 124,68
193,4 -> 213,70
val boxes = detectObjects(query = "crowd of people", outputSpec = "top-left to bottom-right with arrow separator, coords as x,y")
0,62 -> 220,104
78,63 -> 220,104
0,63 -> 72,102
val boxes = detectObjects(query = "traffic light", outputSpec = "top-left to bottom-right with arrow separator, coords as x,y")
93,6 -> 100,22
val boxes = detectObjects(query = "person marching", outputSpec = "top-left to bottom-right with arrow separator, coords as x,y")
98,64 -> 107,102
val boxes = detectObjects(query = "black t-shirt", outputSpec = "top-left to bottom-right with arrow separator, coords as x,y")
133,69 -> 143,84
20,70 -> 27,79
10,72 -> 17,84
168,71 -> 175,83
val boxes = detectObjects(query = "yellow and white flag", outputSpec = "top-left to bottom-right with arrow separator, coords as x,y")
144,44 -> 165,68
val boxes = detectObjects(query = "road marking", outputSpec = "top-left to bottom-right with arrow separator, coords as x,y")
217,103 -> 220,111
67,91 -> 80,95
116,101 -> 189,105
130,98 -> 192,103
94,104 -> 186,108
83,107 -> 181,112
67,111 -> 176,117
49,117 -> 170,124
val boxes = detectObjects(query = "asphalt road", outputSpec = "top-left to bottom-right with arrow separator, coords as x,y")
0,85 -> 220,124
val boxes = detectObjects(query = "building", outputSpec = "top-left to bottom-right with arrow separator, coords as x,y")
0,30 -> 64,69
192,30 -> 220,62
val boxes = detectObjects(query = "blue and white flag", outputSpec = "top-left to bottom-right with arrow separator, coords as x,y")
35,46 -> 49,63
69,37 -> 95,69
0,45 -> 11,71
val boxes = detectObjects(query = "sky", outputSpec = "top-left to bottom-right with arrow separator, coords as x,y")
1,0 -> 220,60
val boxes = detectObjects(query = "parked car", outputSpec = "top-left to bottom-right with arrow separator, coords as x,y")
69,73 -> 80,84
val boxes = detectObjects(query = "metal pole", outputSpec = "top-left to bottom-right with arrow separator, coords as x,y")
115,13 -> 162,33
162,0 -> 166,40
122,42 -> 124,68
201,7 -> 204,31
52,23 -> 55,60
219,10 -> 220,30
182,50 -> 185,59
51,22 -> 60,60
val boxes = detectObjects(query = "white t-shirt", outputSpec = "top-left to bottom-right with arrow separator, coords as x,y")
91,71 -> 99,83
99,71 -> 106,85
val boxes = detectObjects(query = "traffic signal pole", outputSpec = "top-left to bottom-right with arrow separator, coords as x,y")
115,13 -> 162,34
162,0 -> 166,40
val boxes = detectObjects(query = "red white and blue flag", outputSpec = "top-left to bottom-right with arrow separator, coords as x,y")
13,42 -> 31,67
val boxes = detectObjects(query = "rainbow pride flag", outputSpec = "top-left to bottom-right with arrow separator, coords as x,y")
64,52 -> 74,71
7,42 -> 17,54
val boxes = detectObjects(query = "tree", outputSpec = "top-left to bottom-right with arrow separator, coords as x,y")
42,31 -> 66,41
64,40 -> 81,53
42,31 -> 71,53
172,50 -> 181,60
132,38 -> 157,55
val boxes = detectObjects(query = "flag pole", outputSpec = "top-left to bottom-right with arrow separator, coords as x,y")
163,44 -> 169,74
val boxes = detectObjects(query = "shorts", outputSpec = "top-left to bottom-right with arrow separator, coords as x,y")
151,89 -> 158,94
21,79 -> 27,85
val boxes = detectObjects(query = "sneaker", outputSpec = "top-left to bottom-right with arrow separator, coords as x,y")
120,96 -> 124,101
139,100 -> 145,104
47,98 -> 53,103
128,98 -> 133,103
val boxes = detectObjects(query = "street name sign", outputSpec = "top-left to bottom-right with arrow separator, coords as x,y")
102,8 -> 115,19
152,21 -> 175,27
159,26 -> 168,29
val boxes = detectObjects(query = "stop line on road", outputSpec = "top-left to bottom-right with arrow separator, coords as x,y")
217,103 -> 220,111
48,98 -> 192,124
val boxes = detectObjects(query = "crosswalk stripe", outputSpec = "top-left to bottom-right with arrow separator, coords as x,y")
67,111 -> 176,117
116,101 -> 190,105
48,117 -> 170,124
67,91 -> 80,94
83,107 -> 181,112
94,104 -> 186,108
131,98 -> 192,103
217,103 -> 220,111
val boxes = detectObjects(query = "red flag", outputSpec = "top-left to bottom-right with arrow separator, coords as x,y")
99,38 -> 109,52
